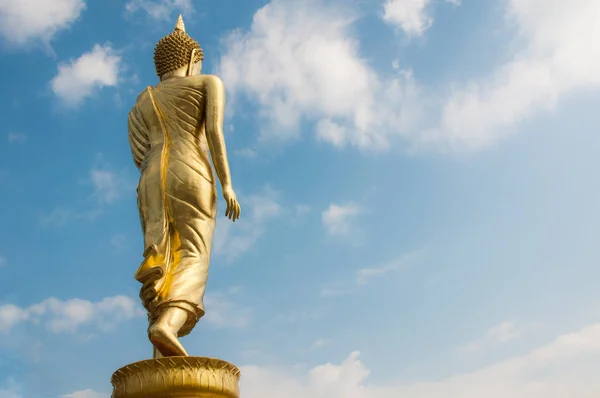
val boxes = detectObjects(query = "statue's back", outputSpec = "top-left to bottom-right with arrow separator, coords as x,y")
128,76 -> 213,176
128,74 -> 218,342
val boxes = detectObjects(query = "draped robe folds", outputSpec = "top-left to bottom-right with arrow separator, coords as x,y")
127,77 -> 217,337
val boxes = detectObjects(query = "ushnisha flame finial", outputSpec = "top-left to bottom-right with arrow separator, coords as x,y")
174,14 -> 186,32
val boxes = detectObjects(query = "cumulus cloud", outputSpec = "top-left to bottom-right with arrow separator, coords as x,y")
90,167 -> 131,205
486,320 -> 523,343
382,0 -> 459,37
213,187 -> 283,263
461,321 -> 525,352
429,0 -> 600,150
320,250 -> 422,297
356,250 -> 422,285
321,203 -> 361,236
0,0 -> 85,46
88,155 -> 134,204
51,322 -> 600,397
125,0 -> 192,20
221,0 -> 600,153
51,44 -> 121,106
39,206 -> 101,227
0,295 -> 143,334
219,0 -> 422,151
311,339 -> 330,349
0,305 -> 28,332
40,159 -> 132,227
241,323 -> 600,397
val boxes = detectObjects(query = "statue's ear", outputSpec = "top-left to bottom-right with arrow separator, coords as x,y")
187,49 -> 198,76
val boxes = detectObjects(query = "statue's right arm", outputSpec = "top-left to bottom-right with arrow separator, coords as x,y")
128,107 -> 150,170
203,75 -> 233,189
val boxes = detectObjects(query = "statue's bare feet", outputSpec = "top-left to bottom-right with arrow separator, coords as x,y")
148,307 -> 189,357
149,323 -> 188,356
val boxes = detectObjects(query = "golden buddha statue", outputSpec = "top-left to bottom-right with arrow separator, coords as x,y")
127,15 -> 241,358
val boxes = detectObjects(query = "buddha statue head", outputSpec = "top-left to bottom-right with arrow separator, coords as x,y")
153,15 -> 204,81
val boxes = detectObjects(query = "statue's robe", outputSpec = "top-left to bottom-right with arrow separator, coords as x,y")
127,76 -> 217,337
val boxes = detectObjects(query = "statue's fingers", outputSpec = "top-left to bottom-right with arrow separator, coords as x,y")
232,201 -> 237,221
228,199 -> 234,218
236,202 -> 241,220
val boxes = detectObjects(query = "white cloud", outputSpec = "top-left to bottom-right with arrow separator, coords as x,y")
221,0 -> 600,153
0,256 -> 5,267
40,207 -> 75,227
88,156 -> 134,204
125,0 -> 192,20
41,159 -> 132,227
382,0 -> 459,37
51,44 -> 121,106
424,0 -> 600,150
311,339 -> 329,349
462,321 -> 525,352
203,292 -> 252,328
46,320 -> 598,397
63,390 -> 108,398
356,250 -> 422,284
0,295 -> 143,334
321,203 -> 361,236
40,165 -> 130,229
213,187 -> 283,263
241,323 -> 600,397
382,0 -> 428,36
0,0 -> 85,46
219,0 -> 422,151
39,206 -> 101,227
6,133 -> 27,143
321,250 -> 422,297
0,305 -> 28,332
90,167 -> 130,204
487,321 -> 522,343
234,148 -> 258,158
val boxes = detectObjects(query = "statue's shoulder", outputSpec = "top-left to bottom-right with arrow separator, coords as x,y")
185,74 -> 224,90
131,86 -> 151,104
128,87 -> 152,115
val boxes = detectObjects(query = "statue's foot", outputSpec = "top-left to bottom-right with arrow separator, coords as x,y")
149,323 -> 188,357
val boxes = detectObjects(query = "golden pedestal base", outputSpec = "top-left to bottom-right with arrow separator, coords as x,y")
111,357 -> 241,398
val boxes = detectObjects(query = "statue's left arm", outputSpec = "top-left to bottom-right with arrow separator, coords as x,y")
204,75 -> 232,189
203,75 -> 241,221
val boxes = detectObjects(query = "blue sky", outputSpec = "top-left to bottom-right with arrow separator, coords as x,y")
1,0 -> 600,397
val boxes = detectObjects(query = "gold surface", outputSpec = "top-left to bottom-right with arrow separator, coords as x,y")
127,15 -> 241,358
111,357 -> 241,398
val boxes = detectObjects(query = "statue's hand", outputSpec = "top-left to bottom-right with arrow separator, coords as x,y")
223,185 -> 241,222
